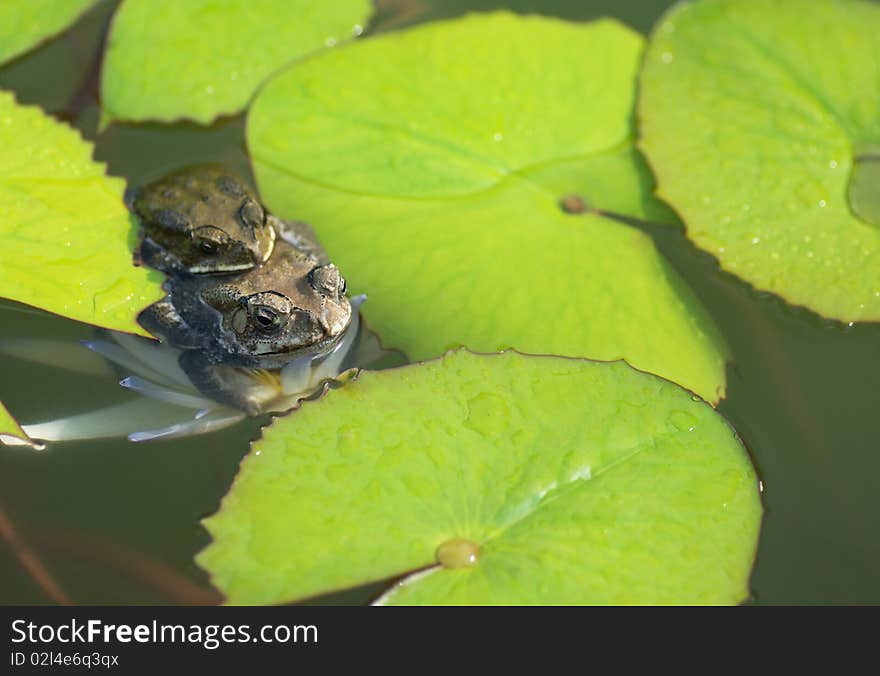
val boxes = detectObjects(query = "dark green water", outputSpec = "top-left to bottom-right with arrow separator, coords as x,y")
1,0 -> 878,604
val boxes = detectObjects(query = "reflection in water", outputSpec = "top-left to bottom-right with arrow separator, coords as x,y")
0,503 -> 71,604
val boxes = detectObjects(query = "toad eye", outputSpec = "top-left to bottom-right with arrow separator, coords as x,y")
192,225 -> 229,256
252,305 -> 285,333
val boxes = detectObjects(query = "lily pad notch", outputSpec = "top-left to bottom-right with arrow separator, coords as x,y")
639,0 -> 880,322
198,349 -> 763,605
246,11 -> 729,403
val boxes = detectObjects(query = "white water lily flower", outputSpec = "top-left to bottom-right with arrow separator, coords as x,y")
3,295 -> 392,444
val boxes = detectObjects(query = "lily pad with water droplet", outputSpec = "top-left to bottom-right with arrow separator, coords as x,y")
100,0 -> 372,124
197,350 -> 762,605
0,0 -> 99,66
640,0 -> 880,322
0,91 -> 163,335
248,12 -> 727,403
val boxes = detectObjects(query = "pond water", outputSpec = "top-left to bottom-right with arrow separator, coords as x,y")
1,0 -> 879,604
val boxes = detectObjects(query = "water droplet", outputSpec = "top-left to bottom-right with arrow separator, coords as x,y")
352,24 -> 364,36
742,203 -> 751,211
335,424 -> 364,458
701,195 -> 712,205
829,160 -> 838,169
818,199 -> 827,208
751,236 -> 761,244
464,392 -> 509,437
668,410 -> 697,432
325,37 -> 337,47
661,52 -> 674,63
569,465 -> 591,481
204,85 -> 215,94
436,538 -> 480,569
493,132 -> 503,142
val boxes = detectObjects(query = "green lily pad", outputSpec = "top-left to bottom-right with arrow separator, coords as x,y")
639,0 -> 880,322
198,350 -> 762,605
0,400 -> 32,447
0,0 -> 99,66
0,0 -> 115,115
100,0 -> 372,124
0,91 -> 163,335
248,13 -> 727,402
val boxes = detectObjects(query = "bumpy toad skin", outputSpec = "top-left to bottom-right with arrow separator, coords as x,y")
199,242 -> 350,363
128,164 -> 276,275
138,241 -> 352,413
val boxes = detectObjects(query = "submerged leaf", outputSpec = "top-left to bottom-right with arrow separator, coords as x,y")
249,13 -> 727,402
100,0 -> 372,124
0,91 -> 163,335
198,350 -> 762,605
0,0 -> 99,66
640,0 -> 880,321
